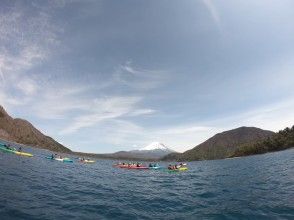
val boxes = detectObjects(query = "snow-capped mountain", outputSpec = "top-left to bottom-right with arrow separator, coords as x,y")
112,142 -> 176,160
140,142 -> 171,151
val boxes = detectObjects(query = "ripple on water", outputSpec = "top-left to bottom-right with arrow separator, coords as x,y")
0,148 -> 293,219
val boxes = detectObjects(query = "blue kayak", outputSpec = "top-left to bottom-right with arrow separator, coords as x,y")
45,156 -> 73,163
149,166 -> 162,170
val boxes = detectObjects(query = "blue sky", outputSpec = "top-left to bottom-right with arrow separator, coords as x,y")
0,0 -> 294,153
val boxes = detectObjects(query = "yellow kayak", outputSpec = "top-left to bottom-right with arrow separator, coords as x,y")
0,145 -> 33,157
168,167 -> 188,172
15,151 -> 33,157
178,167 -> 188,171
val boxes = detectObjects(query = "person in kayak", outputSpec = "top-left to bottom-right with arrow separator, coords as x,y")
18,147 -> 22,152
51,154 -> 55,159
168,164 -> 178,170
179,163 -> 186,167
4,144 -> 12,150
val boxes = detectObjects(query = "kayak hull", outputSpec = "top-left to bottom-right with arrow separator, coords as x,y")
127,166 -> 149,169
113,164 -> 129,168
168,167 -> 188,172
0,146 -> 33,157
0,146 -> 15,154
45,156 -> 73,163
15,151 -> 33,157
113,164 -> 149,169
149,167 -> 162,170
80,160 -> 95,163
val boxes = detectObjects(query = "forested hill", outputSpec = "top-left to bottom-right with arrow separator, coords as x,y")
162,127 -> 274,161
231,126 -> 294,157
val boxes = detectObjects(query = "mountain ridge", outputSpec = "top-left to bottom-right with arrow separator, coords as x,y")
0,105 -> 71,153
231,125 -> 294,157
1,105 -> 289,161
162,126 -> 275,161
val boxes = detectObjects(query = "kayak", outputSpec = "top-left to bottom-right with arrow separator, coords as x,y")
15,151 -> 33,157
127,166 -> 149,170
80,160 -> 95,163
46,156 -> 73,163
0,145 -> 33,157
63,158 -> 73,163
113,164 -> 149,169
168,167 -> 188,172
0,145 -> 15,154
113,164 -> 129,168
149,166 -> 162,170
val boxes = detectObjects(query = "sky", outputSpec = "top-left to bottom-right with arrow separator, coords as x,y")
0,0 -> 294,153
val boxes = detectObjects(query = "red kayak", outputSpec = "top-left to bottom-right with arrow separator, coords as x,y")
127,166 -> 149,169
113,164 -> 129,168
113,164 -> 149,169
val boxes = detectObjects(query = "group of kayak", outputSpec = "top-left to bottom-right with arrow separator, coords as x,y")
0,143 -> 95,164
45,154 -> 95,163
113,162 -> 188,171
1,143 -> 187,171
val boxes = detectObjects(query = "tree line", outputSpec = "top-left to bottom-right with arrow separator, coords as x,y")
232,125 -> 294,157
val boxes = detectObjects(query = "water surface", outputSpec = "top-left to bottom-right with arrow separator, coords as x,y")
0,147 -> 293,219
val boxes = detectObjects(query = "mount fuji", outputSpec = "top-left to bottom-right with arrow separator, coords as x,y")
111,142 -> 176,160
141,142 -> 171,151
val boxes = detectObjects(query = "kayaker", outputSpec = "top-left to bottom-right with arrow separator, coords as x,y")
149,163 -> 153,167
51,154 -> 54,159
4,144 -> 11,150
18,147 -> 22,152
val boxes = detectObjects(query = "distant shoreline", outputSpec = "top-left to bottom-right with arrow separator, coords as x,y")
1,138 -> 293,163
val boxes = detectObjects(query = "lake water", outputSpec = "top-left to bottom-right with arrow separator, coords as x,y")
0,146 -> 293,219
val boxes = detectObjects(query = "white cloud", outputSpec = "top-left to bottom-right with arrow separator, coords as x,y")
0,3 -> 61,109
232,99 -> 294,132
159,125 -> 213,135
30,86 -> 90,119
67,98 -> 294,153
16,79 -> 39,95
59,96 -> 156,135
128,109 -> 156,117
202,0 -> 222,31
113,62 -> 169,90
